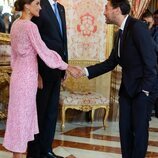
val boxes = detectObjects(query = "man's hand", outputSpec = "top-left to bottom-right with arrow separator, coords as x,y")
66,65 -> 86,78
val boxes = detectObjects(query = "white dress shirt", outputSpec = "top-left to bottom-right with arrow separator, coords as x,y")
48,0 -> 56,12
118,15 -> 129,57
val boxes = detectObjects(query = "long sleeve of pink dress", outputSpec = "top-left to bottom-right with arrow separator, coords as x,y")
3,19 -> 68,153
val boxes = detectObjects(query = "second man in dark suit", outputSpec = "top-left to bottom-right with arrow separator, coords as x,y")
27,0 -> 68,158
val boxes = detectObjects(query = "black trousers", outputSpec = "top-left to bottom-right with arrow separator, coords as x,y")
27,79 -> 61,157
119,88 -> 156,158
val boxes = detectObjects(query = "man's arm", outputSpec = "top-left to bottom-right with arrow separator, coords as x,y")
86,48 -> 118,79
70,48 -> 119,79
132,21 -> 157,93
153,30 -> 158,53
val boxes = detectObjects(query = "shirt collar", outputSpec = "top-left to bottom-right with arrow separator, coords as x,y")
120,15 -> 129,31
48,0 -> 57,6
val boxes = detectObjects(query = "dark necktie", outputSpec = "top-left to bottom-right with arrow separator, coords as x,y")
118,29 -> 123,57
53,3 -> 63,35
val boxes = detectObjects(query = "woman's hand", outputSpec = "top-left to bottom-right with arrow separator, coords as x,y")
38,74 -> 43,89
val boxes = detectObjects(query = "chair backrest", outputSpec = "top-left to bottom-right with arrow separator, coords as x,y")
62,60 -> 99,93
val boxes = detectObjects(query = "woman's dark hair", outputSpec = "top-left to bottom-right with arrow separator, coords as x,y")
14,0 -> 34,11
110,0 -> 131,15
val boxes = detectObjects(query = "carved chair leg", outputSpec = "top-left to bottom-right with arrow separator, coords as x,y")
91,109 -> 95,125
103,106 -> 109,130
61,106 -> 66,132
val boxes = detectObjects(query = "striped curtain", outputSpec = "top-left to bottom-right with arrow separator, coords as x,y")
132,0 -> 151,18
148,0 -> 158,13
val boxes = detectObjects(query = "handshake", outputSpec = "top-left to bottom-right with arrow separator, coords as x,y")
66,65 -> 86,78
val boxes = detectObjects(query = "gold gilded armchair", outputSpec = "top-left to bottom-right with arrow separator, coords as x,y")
59,60 -> 109,131
0,56 -> 11,120
0,33 -> 11,120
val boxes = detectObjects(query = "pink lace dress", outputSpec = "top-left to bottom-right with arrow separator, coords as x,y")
3,19 -> 68,152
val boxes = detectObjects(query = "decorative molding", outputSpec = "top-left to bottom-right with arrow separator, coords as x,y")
0,33 -> 10,44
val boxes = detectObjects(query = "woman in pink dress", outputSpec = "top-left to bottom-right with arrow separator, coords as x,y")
2,0 -> 77,157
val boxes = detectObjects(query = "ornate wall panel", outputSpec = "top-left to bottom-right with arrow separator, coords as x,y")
58,0 -> 107,60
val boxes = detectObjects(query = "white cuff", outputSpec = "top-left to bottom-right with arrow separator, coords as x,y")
142,90 -> 149,96
84,68 -> 89,77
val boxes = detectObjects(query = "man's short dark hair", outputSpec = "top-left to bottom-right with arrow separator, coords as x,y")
110,0 -> 131,15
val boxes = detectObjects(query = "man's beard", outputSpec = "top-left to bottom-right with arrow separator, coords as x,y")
105,18 -> 113,24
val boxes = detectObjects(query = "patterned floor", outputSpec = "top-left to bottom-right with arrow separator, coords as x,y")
0,117 -> 158,158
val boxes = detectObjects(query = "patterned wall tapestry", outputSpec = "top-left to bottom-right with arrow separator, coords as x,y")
58,0 -> 107,61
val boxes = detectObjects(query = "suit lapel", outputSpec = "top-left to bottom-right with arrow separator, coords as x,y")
122,16 -> 131,42
57,3 -> 66,38
120,16 -> 132,56
113,31 -> 120,59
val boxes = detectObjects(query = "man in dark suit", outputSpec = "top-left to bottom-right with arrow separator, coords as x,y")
142,10 -> 158,119
27,0 -> 68,158
75,0 -> 158,158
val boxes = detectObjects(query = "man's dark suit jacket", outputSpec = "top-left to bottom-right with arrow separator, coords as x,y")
0,17 -> 5,33
32,0 -> 68,82
87,16 -> 158,97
